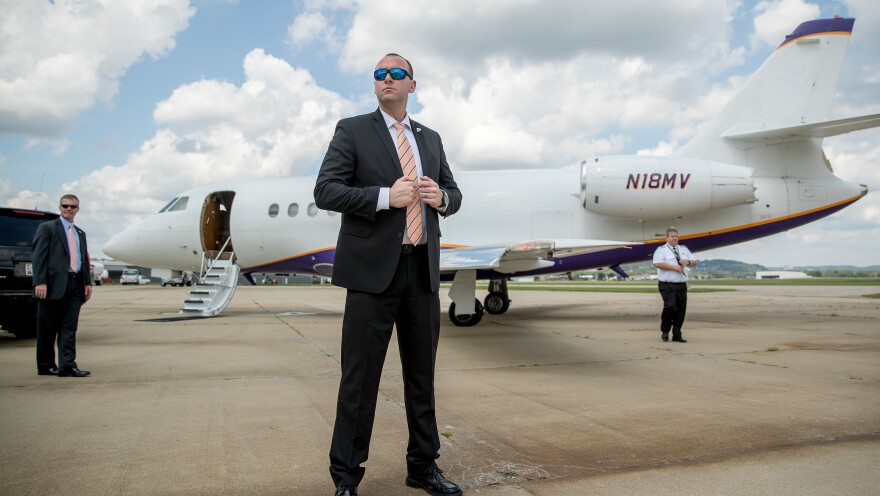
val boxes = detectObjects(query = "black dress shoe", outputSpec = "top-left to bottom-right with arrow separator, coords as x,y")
661,333 -> 669,342
334,485 -> 357,496
672,337 -> 687,343
406,468 -> 462,496
58,368 -> 91,377
38,367 -> 59,376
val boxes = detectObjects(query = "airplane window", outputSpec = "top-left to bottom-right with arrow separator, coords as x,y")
168,197 -> 189,212
307,203 -> 318,217
288,203 -> 299,217
159,197 -> 179,213
268,203 -> 279,218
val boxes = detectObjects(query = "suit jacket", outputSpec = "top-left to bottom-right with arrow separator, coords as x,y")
314,109 -> 462,293
32,218 -> 92,300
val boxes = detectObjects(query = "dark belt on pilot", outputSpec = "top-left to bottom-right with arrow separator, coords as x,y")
401,244 -> 426,255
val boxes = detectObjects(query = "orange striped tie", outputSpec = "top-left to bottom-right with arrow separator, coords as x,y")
392,122 -> 423,245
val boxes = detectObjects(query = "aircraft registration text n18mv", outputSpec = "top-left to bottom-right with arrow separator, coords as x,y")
104,17 -> 877,326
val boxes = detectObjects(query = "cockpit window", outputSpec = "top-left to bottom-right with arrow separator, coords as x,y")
167,196 -> 189,212
159,197 -> 179,213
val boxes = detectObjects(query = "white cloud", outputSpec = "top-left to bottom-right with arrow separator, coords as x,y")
0,0 -> 194,137
287,11 -> 340,51
338,0 -> 737,76
61,49 -> 356,239
750,0 -> 821,50
302,0 -> 746,171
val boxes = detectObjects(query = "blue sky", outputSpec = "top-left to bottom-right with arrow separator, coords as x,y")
1,0 -> 879,267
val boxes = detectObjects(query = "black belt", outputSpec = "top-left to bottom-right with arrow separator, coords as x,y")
401,244 -> 426,255
68,271 -> 81,277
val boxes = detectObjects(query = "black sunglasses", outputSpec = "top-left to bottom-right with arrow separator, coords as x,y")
60,204 -> 79,209
373,68 -> 410,81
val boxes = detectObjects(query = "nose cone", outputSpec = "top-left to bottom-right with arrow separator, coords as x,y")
103,225 -> 140,263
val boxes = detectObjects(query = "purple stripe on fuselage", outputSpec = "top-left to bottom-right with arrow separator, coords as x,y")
778,17 -> 854,48
244,249 -> 336,275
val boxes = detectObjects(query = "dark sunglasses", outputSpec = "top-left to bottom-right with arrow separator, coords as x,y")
60,204 -> 79,209
373,68 -> 410,81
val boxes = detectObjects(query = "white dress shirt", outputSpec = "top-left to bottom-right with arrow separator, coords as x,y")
653,243 -> 694,283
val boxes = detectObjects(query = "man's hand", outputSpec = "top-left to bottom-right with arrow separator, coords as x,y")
417,176 -> 444,209
390,176 -> 418,208
34,283 -> 47,300
85,285 -> 93,302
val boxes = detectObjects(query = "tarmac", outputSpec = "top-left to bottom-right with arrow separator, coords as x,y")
0,283 -> 878,495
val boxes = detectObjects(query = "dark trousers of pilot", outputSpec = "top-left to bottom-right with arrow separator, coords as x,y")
329,245 -> 441,487
658,281 -> 688,339
37,272 -> 84,371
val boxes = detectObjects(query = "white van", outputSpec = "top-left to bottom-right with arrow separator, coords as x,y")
120,268 -> 139,285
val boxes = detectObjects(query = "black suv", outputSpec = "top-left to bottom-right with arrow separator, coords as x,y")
0,207 -> 59,338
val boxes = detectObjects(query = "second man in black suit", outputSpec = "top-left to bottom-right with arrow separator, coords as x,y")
32,194 -> 93,377
314,53 -> 463,496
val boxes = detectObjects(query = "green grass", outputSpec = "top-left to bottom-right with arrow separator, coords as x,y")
687,277 -> 880,286
496,285 -> 732,294
863,293 -> 880,299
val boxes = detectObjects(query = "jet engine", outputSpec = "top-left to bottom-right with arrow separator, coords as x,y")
580,157 -> 756,220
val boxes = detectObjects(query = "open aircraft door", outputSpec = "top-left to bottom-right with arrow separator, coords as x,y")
199,191 -> 236,258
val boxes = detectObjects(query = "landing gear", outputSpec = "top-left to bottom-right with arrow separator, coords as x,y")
483,279 -> 510,315
447,275 -> 511,326
483,292 -> 509,314
448,299 -> 484,327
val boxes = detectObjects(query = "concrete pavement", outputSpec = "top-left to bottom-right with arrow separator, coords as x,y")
0,284 -> 877,495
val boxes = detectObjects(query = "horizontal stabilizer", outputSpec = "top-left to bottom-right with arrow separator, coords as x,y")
722,113 -> 880,141
441,239 -> 637,273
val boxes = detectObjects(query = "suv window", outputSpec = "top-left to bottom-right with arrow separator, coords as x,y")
0,208 -> 58,247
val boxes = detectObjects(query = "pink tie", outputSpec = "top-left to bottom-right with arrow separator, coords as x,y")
392,122 -> 423,245
67,224 -> 78,272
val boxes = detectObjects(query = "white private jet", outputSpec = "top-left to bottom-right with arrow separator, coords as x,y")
105,17 -> 877,326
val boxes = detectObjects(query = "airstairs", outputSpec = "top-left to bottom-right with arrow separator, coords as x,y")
179,238 -> 239,317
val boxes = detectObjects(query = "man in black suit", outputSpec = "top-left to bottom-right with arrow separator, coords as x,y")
32,194 -> 93,377
314,53 -> 463,496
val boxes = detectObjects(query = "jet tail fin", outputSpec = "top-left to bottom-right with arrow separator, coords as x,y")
675,17 -> 857,165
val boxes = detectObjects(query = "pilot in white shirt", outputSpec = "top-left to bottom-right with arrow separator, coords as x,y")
652,228 -> 697,342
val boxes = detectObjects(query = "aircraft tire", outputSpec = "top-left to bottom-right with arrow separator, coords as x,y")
448,299 -> 484,327
484,292 -> 510,314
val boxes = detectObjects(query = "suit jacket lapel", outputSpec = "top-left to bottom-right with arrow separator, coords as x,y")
371,110 -> 400,174
55,219 -> 71,257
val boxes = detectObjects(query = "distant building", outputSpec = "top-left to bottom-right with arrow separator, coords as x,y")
756,271 -> 811,280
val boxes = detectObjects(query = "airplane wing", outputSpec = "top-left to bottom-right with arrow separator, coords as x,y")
721,113 -> 880,140
440,239 -> 638,274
